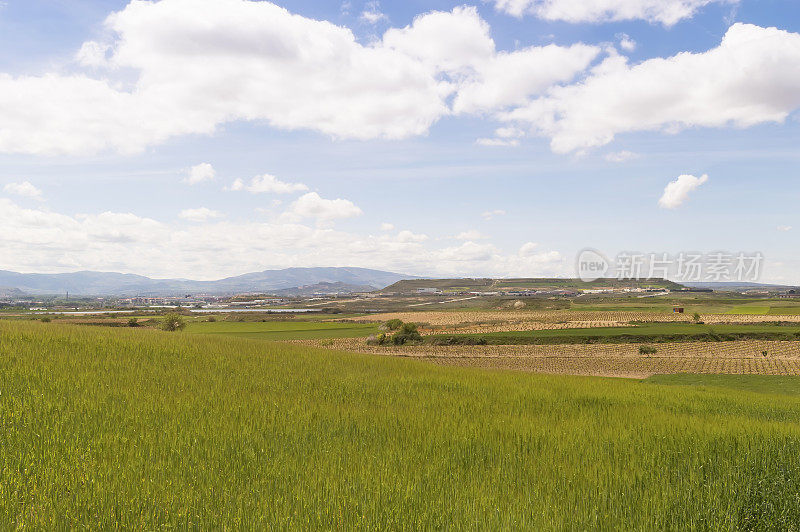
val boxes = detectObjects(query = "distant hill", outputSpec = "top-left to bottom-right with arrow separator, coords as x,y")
0,286 -> 26,298
0,267 -> 416,296
271,282 -> 374,297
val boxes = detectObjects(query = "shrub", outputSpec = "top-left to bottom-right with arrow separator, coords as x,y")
161,313 -> 186,332
639,345 -> 657,355
430,336 -> 488,346
40,317 -> 51,323
693,312 -> 702,323
366,333 -> 387,346
391,323 -> 422,345
206,316 -> 217,322
382,319 -> 404,332
127,318 -> 140,327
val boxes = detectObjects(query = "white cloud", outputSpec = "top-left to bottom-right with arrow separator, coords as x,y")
0,0 -> 450,155
230,174 -> 308,194
658,173 -> 708,209
778,225 -> 793,232
75,41 -> 111,67
4,181 -> 43,200
0,198 -> 566,279
476,137 -> 519,147
384,7 -> 599,114
439,241 -> 497,262
481,209 -> 506,220
455,229 -> 486,240
476,126 -> 526,146
288,192 -> 362,221
604,150 -> 638,162
0,2 -> 602,156
617,33 -> 636,52
360,1 -> 387,24
395,230 -> 428,243
493,0 -> 736,26
184,163 -> 216,185
380,222 -> 395,231
518,241 -> 539,256
503,24 -> 800,154
179,207 -> 224,222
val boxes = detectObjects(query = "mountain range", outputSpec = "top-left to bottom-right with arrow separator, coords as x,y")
0,267 -> 415,297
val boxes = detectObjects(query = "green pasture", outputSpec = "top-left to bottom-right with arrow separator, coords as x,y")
184,319 -> 378,340
645,374 -> 800,396
2,321 -> 800,527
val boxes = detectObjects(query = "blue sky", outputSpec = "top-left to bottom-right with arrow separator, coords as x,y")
0,0 -> 799,282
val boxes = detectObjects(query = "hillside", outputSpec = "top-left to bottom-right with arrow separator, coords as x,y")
0,267 -> 415,296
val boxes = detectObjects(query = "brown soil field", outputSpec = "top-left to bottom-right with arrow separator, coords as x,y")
341,310 -> 800,330
297,338 -> 800,379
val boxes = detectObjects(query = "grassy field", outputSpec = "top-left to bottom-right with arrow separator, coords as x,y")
425,322 -> 800,345
646,374 -> 800,396
184,320 -> 378,340
2,321 -> 800,527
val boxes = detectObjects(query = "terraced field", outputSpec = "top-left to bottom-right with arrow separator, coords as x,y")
344,310 -> 800,330
301,337 -> 800,378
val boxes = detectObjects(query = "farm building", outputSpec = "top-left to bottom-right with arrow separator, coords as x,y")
416,288 -> 443,294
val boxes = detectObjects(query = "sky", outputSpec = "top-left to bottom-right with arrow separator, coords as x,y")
0,0 -> 799,282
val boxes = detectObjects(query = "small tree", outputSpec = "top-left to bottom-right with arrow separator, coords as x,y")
382,319 -> 404,332
127,318 -> 140,327
161,313 -> 186,332
639,345 -> 657,355
692,312 -> 701,323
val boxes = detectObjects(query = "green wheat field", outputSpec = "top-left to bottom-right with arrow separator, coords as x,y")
2,321 -> 800,528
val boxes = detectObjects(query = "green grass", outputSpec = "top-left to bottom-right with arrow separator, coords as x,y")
184,320 -> 378,340
645,374 -> 800,397
426,323 -> 800,345
3,321 -> 800,527
725,305 -> 771,315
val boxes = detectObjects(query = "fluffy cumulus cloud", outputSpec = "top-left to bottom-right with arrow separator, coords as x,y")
658,173 -> 708,209
184,163 -> 216,185
229,174 -> 308,194
0,197 -> 565,279
503,24 -> 800,153
179,207 -> 224,222
395,230 -> 428,243
2,2 -> 793,158
492,0 -> 736,26
4,181 -> 43,199
383,7 -> 598,115
287,192 -> 363,222
0,1 -> 597,156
